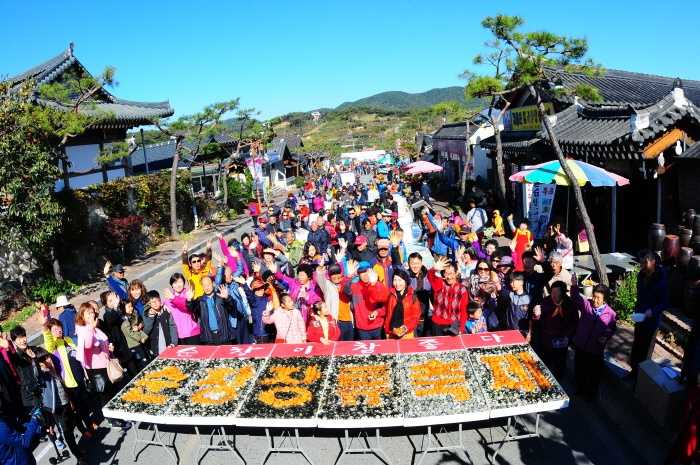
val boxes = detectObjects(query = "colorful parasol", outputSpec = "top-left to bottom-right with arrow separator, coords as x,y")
404,161 -> 443,175
509,159 -> 629,187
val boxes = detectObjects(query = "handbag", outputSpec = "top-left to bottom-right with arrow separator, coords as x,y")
107,357 -> 125,383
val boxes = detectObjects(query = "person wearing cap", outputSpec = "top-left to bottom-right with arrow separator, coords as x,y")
428,257 -> 469,336
260,247 -> 290,277
374,238 -> 398,285
243,275 -> 275,344
254,216 -> 274,248
103,261 -> 128,301
349,235 -> 374,263
54,295 -> 78,343
465,199 -> 488,234
384,268 -> 420,339
217,233 -> 248,278
265,212 -> 280,235
428,214 -> 479,260
494,255 -> 514,292
181,240 -> 215,299
376,210 -> 390,239
344,261 -> 389,340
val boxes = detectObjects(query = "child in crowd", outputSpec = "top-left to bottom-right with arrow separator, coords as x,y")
464,301 -> 488,334
262,293 -> 306,343
306,302 -> 341,344
142,290 -> 178,354
121,302 -> 150,369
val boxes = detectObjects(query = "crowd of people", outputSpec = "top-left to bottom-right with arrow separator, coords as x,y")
3,161 -> 675,465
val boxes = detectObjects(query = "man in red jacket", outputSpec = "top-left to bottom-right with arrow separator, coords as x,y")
428,256 -> 469,336
344,261 -> 389,340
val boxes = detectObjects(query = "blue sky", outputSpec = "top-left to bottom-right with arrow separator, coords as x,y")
2,0 -> 699,120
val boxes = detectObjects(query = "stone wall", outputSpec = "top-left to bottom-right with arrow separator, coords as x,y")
0,243 -> 38,285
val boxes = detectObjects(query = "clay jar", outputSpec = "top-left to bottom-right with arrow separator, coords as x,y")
648,223 -> 666,252
679,227 -> 693,247
679,247 -> 694,268
689,255 -> 700,281
663,235 -> 680,260
686,209 -> 696,229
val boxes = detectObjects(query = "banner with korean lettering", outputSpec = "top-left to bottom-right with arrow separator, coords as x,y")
523,182 -> 556,239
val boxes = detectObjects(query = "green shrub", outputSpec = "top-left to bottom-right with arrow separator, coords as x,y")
58,171 -> 194,237
27,278 -> 80,304
294,177 -> 305,189
612,267 -> 638,323
227,176 -> 253,213
1,305 -> 37,332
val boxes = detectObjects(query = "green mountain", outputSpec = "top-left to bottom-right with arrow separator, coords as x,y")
336,86 -> 475,111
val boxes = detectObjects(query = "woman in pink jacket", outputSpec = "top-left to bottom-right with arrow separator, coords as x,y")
75,302 -> 113,412
162,272 -> 201,344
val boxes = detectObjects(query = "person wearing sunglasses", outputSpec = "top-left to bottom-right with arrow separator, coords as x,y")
468,260 -> 499,299
181,240 -> 215,299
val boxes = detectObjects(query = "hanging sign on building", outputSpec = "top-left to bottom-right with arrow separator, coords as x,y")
505,103 -> 554,131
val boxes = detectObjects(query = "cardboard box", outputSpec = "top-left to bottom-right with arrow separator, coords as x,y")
635,360 -> 686,429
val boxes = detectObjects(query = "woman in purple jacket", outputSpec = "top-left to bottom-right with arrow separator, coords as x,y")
572,280 -> 617,400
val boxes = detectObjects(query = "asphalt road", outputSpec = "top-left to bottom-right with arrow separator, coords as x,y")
33,386 -> 647,465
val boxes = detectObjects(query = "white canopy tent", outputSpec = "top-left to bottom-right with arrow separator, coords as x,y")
340,150 -> 386,162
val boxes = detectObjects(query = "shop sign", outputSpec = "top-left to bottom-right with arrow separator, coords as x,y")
507,103 -> 554,131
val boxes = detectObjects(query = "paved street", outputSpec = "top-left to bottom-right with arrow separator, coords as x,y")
33,385 -> 648,465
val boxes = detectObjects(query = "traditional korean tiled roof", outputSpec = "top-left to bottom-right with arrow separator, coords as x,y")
543,67 -> 700,108
552,90 -> 700,159
432,122 -> 478,140
481,89 -> 700,161
272,135 -> 303,150
130,140 -> 183,167
5,44 -> 174,128
479,130 -> 542,155
678,142 -> 700,160
130,134 -> 236,170
268,135 -> 304,159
